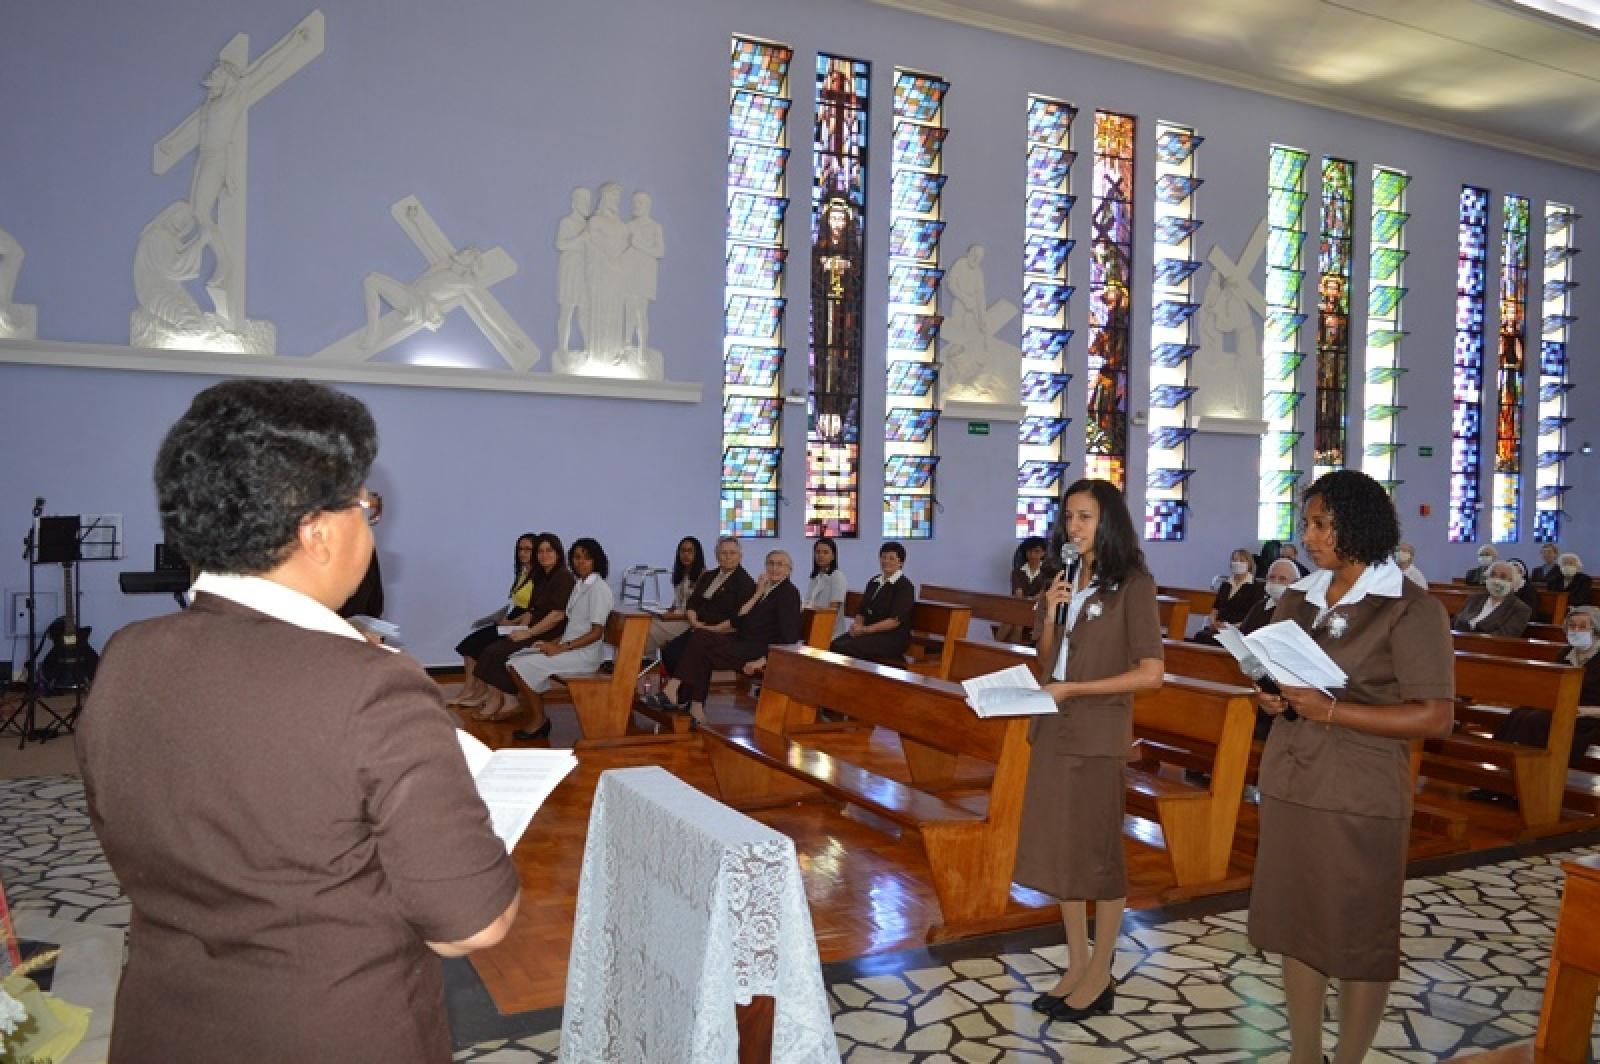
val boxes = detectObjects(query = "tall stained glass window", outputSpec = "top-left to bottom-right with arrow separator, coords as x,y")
1536,203 -> 1578,542
884,69 -> 948,539
1085,112 -> 1135,489
1017,96 -> 1077,538
1145,122 -> 1202,540
722,37 -> 792,538
1260,145 -> 1309,541
1312,157 -> 1354,479
1450,186 -> 1491,543
1361,166 -> 1410,491
1491,194 -> 1530,543
806,54 -> 869,537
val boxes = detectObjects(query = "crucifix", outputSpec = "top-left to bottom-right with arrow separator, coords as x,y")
314,195 -> 539,370
152,9 -> 324,333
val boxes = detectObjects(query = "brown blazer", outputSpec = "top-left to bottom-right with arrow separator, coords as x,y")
77,594 -> 519,1064
1451,592 -> 1532,636
1030,567 -> 1165,758
1259,578 -> 1454,819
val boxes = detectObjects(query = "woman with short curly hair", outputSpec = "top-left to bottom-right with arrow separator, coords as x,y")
1248,470 -> 1454,1064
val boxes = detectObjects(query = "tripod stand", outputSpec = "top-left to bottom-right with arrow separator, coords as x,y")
0,501 -> 84,748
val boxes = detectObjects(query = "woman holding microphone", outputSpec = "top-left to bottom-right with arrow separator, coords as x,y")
1249,470 -> 1453,1064
1016,479 -> 1164,1022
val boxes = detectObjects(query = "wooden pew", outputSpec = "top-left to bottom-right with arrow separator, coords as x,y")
1422,653 -> 1586,835
1157,595 -> 1191,639
1529,622 -> 1566,643
1441,582 -> 1570,625
945,639 -> 1256,898
1430,584 -> 1477,619
1446,854 -> 1600,1063
699,645 -> 1031,938
1454,632 -> 1569,663
732,605 -> 838,693
509,610 -> 684,746
1157,586 -> 1214,636
840,590 -> 971,679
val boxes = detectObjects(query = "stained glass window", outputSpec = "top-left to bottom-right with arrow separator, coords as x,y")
1018,95 -> 1076,538
806,53 -> 870,537
1260,146 -> 1309,541
1145,121 -> 1202,540
1360,166 -> 1409,492
1312,157 -> 1354,479
722,37 -> 791,538
1491,195 -> 1530,543
1450,186 -> 1491,543
884,69 -> 947,540
1086,111 -> 1135,489
1535,203 -> 1577,542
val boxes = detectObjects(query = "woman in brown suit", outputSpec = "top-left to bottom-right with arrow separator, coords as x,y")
1250,470 -> 1454,1064
1017,479 -> 1164,1023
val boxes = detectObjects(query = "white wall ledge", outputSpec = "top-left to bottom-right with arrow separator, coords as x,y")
0,338 -> 703,403
1190,414 -> 1270,436
941,398 -> 1028,422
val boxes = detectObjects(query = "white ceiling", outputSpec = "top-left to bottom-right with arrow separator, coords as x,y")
871,0 -> 1600,170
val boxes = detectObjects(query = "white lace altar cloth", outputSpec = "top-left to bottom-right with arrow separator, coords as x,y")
559,766 -> 840,1063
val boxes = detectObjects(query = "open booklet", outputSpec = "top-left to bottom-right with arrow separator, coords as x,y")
1213,620 -> 1347,695
456,731 -> 578,852
959,663 -> 1059,718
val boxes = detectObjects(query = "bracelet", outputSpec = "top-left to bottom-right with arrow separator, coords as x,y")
1326,697 -> 1337,724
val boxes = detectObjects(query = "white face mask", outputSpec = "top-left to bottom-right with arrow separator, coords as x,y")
1560,563 -> 1580,578
1485,577 -> 1512,599
1396,551 -> 1413,567
1478,553 -> 1495,566
1264,582 -> 1287,602
1568,628 -> 1594,649
1230,561 -> 1250,576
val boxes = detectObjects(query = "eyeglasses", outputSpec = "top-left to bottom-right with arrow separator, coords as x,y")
353,492 -> 383,526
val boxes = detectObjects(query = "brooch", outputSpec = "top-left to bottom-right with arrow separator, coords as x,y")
1322,612 -> 1348,639
1086,602 -> 1103,621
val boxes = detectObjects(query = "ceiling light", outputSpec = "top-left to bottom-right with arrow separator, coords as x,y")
1489,0 -> 1600,34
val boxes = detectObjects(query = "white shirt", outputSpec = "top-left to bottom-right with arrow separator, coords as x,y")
806,570 -> 848,610
1470,595 -> 1504,627
1292,558 -> 1405,626
1051,582 -> 1099,682
192,571 -> 367,644
565,573 -> 615,639
1401,564 -> 1428,589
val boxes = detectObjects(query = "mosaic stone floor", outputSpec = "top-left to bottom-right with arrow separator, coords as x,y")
3,775 -> 1597,1063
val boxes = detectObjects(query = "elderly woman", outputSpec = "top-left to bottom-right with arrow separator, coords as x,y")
659,536 -> 756,677
1451,560 -> 1532,636
1532,541 -> 1562,586
830,542 -> 916,662
1465,544 -> 1498,585
1489,605 -> 1600,772
1236,558 -> 1303,635
645,549 -> 802,724
78,380 -> 518,1063
1394,542 -> 1427,589
1550,551 -> 1593,609
1250,470 -> 1454,1064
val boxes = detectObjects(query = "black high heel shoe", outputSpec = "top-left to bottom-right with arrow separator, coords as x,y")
1030,990 -> 1065,1014
511,719 -> 554,741
1044,980 -> 1115,1022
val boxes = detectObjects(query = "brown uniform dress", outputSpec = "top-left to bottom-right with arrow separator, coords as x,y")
77,594 -> 520,1063
1248,577 -> 1453,981
1014,567 -> 1163,901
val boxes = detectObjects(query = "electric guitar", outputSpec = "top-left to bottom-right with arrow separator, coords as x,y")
41,564 -> 99,691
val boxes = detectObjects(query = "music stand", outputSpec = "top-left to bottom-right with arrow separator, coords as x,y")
0,514 -> 83,747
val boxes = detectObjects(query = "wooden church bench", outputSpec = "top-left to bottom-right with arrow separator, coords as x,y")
841,590 -> 971,679
1454,632 -> 1570,663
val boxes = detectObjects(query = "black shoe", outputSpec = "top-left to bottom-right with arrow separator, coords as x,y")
1045,980 -> 1115,1022
512,719 -> 554,741
1466,787 -> 1508,803
1030,990 -> 1065,1014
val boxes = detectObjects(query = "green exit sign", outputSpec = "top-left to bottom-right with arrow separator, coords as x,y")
1418,446 -> 1433,457
968,422 -> 990,436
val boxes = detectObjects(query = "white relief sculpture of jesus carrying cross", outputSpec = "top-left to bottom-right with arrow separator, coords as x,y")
1193,218 -> 1270,421
152,10 -> 324,331
314,195 -> 539,370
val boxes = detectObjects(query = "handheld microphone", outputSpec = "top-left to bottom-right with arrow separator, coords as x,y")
1235,650 -> 1298,721
1055,542 -> 1081,627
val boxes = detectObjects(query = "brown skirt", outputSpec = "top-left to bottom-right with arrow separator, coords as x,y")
1248,796 -> 1407,981
1013,753 -> 1127,901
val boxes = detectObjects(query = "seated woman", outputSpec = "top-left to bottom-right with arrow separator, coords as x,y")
1464,544 -> 1498,585
659,537 -> 756,676
1395,542 -> 1427,588
1508,558 -> 1541,616
645,536 -> 706,655
1451,561 -> 1532,636
805,536 -> 849,640
457,534 -> 575,719
1237,558 -> 1302,635
644,549 -> 802,724
1551,552 -> 1593,609
1191,548 -> 1263,646
1254,539 -> 1284,580
450,533 -> 537,706
830,542 -> 916,662
1490,605 -> 1600,769
472,538 -> 614,738
997,536 -> 1055,644
1532,541 -> 1562,587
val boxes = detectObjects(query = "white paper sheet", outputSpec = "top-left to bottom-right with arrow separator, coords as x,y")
456,731 -> 578,852
959,663 -> 1058,717
1239,620 -> 1348,694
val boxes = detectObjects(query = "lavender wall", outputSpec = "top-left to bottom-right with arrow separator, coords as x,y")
1,0 -> 1594,664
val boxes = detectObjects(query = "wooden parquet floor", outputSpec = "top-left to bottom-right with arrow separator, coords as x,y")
452,683 -> 1585,1017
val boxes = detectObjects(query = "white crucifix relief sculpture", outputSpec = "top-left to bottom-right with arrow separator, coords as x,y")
314,196 -> 538,369
0,225 -> 37,340
1190,218 -> 1269,423
133,9 -> 324,355
940,244 -> 1020,404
